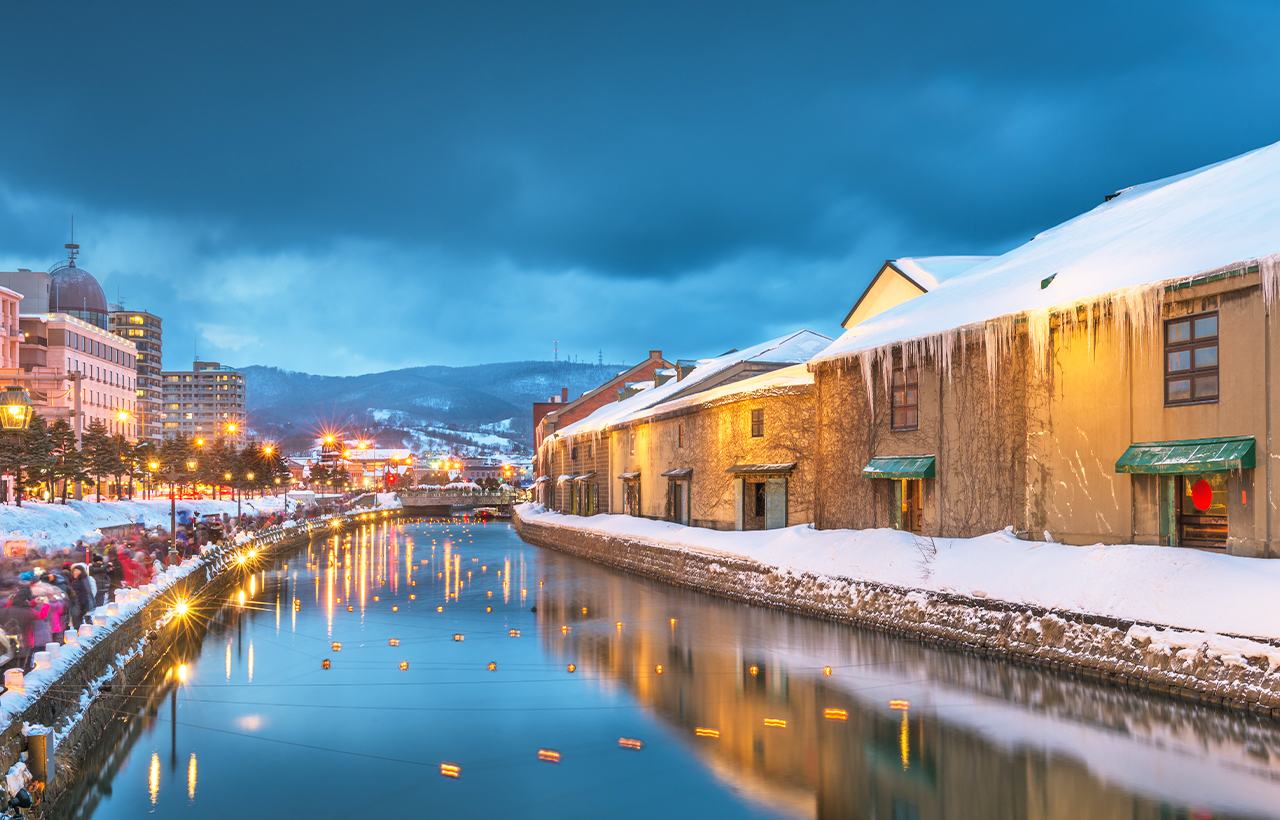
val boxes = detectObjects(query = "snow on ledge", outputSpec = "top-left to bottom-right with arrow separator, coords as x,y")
515,503 -> 1280,643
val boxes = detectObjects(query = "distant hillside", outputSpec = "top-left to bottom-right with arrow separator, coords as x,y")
243,360 -> 627,455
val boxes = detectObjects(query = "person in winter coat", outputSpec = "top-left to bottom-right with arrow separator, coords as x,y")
70,566 -> 92,627
116,551 -> 138,588
106,549 -> 125,594
89,557 -> 108,607
3,589 -> 36,671
133,551 -> 153,586
28,594 -> 52,664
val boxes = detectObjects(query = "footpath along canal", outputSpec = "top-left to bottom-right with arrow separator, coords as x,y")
46,517 -> 1280,819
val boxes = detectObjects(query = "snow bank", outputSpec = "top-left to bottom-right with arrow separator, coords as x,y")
516,504 -> 1280,641
0,497 -> 286,554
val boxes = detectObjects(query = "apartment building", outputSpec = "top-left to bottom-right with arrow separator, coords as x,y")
160,360 -> 247,445
108,306 -> 163,444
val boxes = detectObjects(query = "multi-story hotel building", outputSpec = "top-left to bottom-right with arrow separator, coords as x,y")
160,361 -> 247,445
109,306 -> 163,444
0,251 -> 139,440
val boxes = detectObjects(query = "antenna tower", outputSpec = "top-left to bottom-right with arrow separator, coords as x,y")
553,341 -> 559,362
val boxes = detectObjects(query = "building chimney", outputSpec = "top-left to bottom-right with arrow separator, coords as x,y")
649,350 -> 662,360
561,388 -> 569,403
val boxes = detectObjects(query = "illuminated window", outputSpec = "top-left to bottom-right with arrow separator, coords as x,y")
1165,312 -> 1218,405
892,365 -> 919,430
750,408 -> 763,438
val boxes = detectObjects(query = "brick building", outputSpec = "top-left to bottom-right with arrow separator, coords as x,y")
533,350 -> 673,449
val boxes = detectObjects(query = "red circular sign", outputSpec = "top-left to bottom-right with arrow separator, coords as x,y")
1191,479 -> 1213,511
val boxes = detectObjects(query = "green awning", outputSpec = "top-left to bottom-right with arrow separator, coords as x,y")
862,455 -> 935,480
1115,436 -> 1256,474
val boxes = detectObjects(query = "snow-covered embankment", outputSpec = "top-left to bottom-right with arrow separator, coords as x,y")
514,504 -> 1280,715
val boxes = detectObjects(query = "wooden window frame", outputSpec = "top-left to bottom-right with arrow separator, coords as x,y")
678,424 -> 684,448
891,364 -> 919,431
1164,310 -> 1219,406
750,408 -> 764,438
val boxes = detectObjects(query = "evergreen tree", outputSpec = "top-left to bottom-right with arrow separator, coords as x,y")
81,419 -> 113,502
22,414 -> 55,501
49,419 -> 86,503
109,434 -> 131,499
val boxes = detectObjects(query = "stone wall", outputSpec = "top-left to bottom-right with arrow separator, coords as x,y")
515,511 -> 1280,718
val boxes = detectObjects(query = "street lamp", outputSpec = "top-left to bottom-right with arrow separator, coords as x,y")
0,386 -> 33,507
0,385 -> 34,432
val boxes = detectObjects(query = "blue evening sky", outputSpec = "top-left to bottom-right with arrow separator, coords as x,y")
1,0 -> 1278,375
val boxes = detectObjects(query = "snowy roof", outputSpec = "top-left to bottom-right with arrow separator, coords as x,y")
816,140 -> 1280,364
554,330 -> 831,437
617,363 -> 813,425
891,256 -> 995,289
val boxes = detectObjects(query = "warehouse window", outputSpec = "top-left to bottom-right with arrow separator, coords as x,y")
892,365 -> 919,430
1165,312 -> 1218,405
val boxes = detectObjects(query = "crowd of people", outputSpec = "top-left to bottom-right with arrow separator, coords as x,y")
0,508 -> 293,672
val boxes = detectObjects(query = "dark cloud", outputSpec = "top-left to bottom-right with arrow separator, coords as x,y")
0,0 -> 1277,372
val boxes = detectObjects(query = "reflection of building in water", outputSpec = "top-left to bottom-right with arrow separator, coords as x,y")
538,551 -> 1280,820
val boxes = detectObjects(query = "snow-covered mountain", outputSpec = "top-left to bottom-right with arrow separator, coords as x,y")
243,361 -> 625,454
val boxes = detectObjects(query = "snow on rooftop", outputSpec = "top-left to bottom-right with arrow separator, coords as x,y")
619,363 -> 813,424
555,330 -> 831,437
892,256 -> 995,290
816,139 -> 1280,364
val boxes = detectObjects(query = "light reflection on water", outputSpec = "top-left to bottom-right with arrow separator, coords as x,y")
52,520 -> 1280,820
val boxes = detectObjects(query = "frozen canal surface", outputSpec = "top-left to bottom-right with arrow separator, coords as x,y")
59,519 -> 1280,819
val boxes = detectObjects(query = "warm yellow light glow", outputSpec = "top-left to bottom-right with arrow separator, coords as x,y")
537,749 -> 561,764
823,708 -> 848,721
487,662 -> 496,671
695,728 -> 719,738
749,665 -> 758,677
764,718 -> 787,728
509,629 -> 520,637
174,600 -> 190,617
436,606 -> 443,612
332,642 -> 341,651
453,633 -> 464,641
399,661 -> 408,670
149,752 -> 160,804
485,606 -> 491,613
177,663 -> 188,682
566,663 -> 576,673
238,590 -> 246,605
439,763 -> 460,778
823,666 -> 832,676
655,664 -> 663,674
389,639 -> 400,646
187,752 -> 197,800
149,461 -> 159,470
618,738 -> 643,750
561,625 -> 569,634
322,659 -> 331,669
889,699 -> 911,710
581,607 -> 588,615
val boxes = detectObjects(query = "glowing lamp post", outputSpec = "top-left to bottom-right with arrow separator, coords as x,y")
0,385 -> 33,506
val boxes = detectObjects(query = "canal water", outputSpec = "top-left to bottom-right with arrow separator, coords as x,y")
54,519 -> 1280,819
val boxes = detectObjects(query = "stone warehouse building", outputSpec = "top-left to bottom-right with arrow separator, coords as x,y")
536,330 -> 830,529
810,140 -> 1280,557
535,140 -> 1280,559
